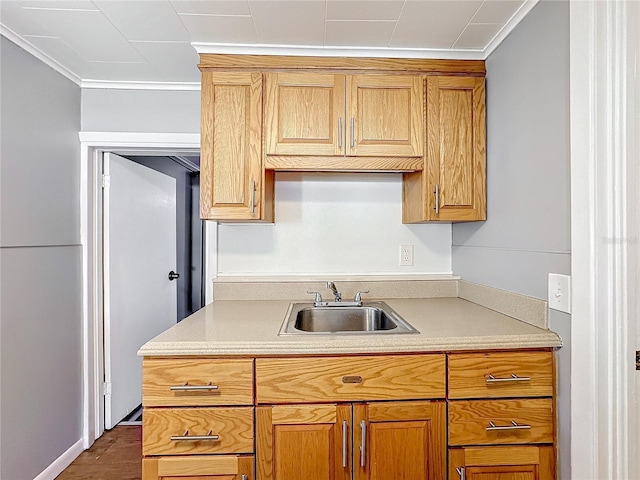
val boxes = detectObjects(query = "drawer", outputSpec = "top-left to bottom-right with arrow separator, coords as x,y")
143,455 -> 254,479
448,351 -> 553,399
142,407 -> 254,456
143,358 -> 253,407
448,398 -> 554,446
255,354 -> 445,403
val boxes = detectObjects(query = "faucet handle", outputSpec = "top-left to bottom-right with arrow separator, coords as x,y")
307,291 -> 323,304
353,290 -> 370,303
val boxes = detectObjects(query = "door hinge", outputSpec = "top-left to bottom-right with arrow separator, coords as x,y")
103,381 -> 112,396
101,174 -> 111,188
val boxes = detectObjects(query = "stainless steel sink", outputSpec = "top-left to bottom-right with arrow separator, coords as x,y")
278,301 -> 420,335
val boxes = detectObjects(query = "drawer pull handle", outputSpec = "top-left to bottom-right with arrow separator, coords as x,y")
486,420 -> 531,432
170,382 -> 219,391
342,375 -> 363,384
170,430 -> 221,442
485,373 -> 531,383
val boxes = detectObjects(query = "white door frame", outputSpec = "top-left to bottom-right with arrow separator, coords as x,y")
569,1 -> 639,478
79,132 -> 203,448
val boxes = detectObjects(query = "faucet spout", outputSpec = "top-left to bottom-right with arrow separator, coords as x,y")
326,281 -> 342,302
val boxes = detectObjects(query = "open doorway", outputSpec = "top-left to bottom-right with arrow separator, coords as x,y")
101,152 -> 203,429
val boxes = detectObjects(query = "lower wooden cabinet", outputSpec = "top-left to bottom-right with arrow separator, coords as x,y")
143,455 -> 254,480
449,444 -> 555,480
256,401 -> 445,480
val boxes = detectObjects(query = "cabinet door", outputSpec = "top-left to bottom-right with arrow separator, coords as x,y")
257,404 -> 351,480
347,75 -> 423,157
426,75 -> 486,221
265,73 -> 345,156
143,455 -> 254,480
201,72 -> 269,221
449,446 -> 555,480
353,401 -> 446,480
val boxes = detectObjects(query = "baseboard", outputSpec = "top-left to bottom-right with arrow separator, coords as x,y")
33,438 -> 84,480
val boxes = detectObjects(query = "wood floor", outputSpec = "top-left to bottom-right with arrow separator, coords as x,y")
56,426 -> 141,480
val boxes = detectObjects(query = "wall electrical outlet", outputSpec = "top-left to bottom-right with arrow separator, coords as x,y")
548,273 -> 571,314
399,245 -> 414,266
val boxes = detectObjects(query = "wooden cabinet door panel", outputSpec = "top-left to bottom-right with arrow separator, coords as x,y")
143,455 -> 254,480
347,75 -> 423,157
426,75 -> 486,221
354,401 -> 446,480
257,404 -> 351,480
201,72 -> 264,220
449,446 -> 555,480
265,73 -> 345,156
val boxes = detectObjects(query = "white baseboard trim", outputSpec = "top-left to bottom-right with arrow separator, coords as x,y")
33,439 -> 84,480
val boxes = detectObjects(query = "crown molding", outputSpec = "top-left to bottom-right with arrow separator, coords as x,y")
80,80 -> 200,91
192,42 -> 486,61
483,0 -> 541,58
1,24 -> 81,85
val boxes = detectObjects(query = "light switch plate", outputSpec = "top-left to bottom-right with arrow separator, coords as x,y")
548,273 -> 571,314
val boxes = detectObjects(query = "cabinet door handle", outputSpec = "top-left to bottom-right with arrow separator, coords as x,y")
342,420 -> 348,467
486,420 -> 532,431
338,117 -> 343,150
241,475 -> 248,480
360,420 -> 366,467
170,430 -> 220,441
434,183 -> 439,214
485,373 -> 532,383
350,117 -> 355,149
250,180 -> 256,216
456,467 -> 466,480
170,383 -> 219,391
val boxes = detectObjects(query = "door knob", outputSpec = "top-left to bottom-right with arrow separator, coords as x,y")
168,271 -> 180,281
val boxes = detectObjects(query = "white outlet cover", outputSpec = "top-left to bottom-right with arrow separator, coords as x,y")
548,273 -> 571,314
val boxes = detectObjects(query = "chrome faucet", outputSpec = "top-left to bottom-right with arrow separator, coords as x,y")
327,281 -> 342,302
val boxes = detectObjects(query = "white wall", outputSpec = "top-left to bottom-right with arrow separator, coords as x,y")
218,173 -> 452,276
451,1 -> 571,478
0,36 -> 82,480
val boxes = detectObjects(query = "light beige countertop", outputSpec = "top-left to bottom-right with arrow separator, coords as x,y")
138,297 -> 562,356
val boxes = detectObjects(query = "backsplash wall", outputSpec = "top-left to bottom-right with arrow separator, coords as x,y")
216,172 -> 452,276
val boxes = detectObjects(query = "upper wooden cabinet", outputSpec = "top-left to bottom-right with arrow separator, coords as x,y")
200,71 -> 274,221
403,76 -> 486,223
264,72 -> 424,171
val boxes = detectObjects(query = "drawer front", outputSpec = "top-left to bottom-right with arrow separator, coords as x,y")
143,358 -> 253,407
143,407 -> 254,456
448,398 -> 554,446
448,351 -> 553,399
143,455 -> 254,479
256,354 -> 445,403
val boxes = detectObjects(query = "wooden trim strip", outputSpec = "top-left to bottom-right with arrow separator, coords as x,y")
265,156 -> 424,172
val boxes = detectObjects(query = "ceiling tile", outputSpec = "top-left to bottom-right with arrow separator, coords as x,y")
325,20 -> 396,47
179,13 -> 257,43
132,41 -> 200,82
249,1 -> 325,45
0,1 -> 56,36
471,0 -> 524,24
21,34 -> 89,73
170,0 -> 251,15
18,0 -> 98,10
326,1 -> 404,21
390,0 -> 482,48
93,0 -> 189,42
452,23 -> 501,49
22,8 -> 146,62
83,61 -> 160,82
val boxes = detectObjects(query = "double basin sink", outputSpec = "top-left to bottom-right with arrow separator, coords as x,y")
279,301 -> 419,335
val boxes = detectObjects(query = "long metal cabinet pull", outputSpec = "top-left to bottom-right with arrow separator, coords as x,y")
338,117 -> 343,149
486,420 -> 531,431
342,420 -> 348,467
434,184 -> 440,214
350,117 -> 355,149
485,373 -> 531,383
241,475 -> 248,480
170,430 -> 220,441
360,420 -> 366,467
456,467 -> 466,480
170,383 -> 218,391
250,180 -> 256,216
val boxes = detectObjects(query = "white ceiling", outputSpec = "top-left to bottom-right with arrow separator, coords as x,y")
0,0 -> 537,88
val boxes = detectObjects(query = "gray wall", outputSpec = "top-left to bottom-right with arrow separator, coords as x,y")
0,37 -> 82,479
452,1 -> 571,477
